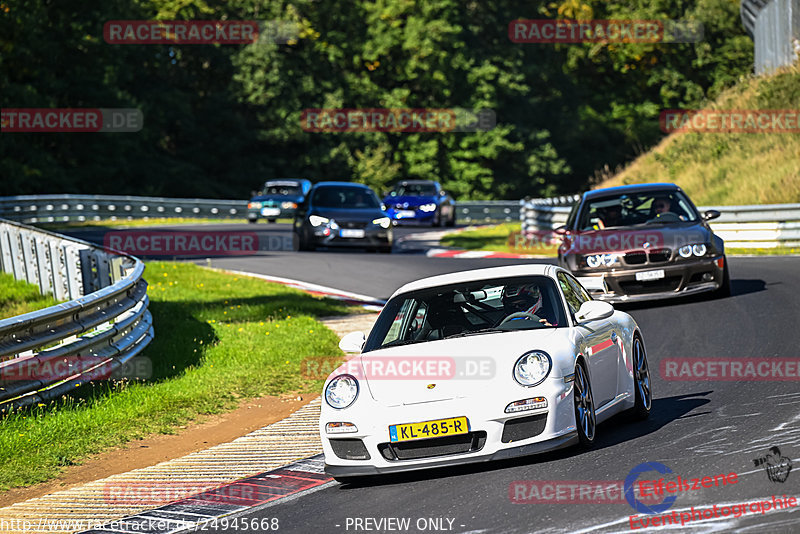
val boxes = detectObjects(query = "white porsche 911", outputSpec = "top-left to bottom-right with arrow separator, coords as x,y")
320,264 -> 652,481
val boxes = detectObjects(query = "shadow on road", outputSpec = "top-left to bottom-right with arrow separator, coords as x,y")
335,390 -> 713,489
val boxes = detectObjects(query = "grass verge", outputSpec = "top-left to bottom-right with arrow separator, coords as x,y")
0,262 -> 355,491
440,223 -> 558,256
0,273 -> 60,320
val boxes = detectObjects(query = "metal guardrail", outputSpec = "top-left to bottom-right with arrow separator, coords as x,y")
0,218 -> 154,411
521,197 -> 800,248
741,0 -> 800,75
0,194 -> 248,224
0,194 -> 526,224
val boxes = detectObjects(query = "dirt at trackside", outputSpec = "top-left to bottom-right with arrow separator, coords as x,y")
0,393 -> 311,508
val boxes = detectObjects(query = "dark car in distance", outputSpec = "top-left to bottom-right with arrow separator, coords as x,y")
382,180 -> 456,226
247,179 -> 312,223
294,182 -> 393,252
557,183 -> 730,302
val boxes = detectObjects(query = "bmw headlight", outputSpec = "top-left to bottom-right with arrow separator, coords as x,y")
248,202 -> 262,209
585,253 -> 619,268
419,203 -> 437,212
678,245 -> 693,258
325,375 -> 359,409
692,244 -> 707,256
372,217 -> 391,229
309,215 -> 329,227
513,351 -> 552,387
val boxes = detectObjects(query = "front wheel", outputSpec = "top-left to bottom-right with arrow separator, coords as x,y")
247,218 -> 257,224
628,335 -> 651,421
267,218 -> 277,223
445,209 -> 456,227
573,360 -> 596,447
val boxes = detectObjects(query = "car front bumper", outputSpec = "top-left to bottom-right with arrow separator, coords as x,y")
248,207 -> 295,220
308,227 -> 392,248
321,377 -> 576,477
573,256 -> 725,303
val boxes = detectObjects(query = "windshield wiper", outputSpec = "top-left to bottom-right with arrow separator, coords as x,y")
381,339 -> 425,348
443,328 -> 512,339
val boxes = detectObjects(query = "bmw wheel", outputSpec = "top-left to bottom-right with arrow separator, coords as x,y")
573,360 -> 596,446
628,335 -> 651,420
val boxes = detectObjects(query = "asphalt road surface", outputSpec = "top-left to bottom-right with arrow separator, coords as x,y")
64,222 -> 800,533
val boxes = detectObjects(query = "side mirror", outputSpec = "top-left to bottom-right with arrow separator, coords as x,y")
702,209 -> 721,221
339,331 -> 366,353
575,300 -> 614,324
553,225 -> 568,235
440,190 -> 447,196
381,203 -> 387,211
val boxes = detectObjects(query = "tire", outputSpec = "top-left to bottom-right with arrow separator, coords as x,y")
267,218 -> 277,223
715,257 -> 731,298
297,230 -> 315,251
433,209 -> 442,227
573,360 -> 596,447
628,335 -> 651,421
247,218 -> 257,224
446,209 -> 456,227
379,246 -> 392,254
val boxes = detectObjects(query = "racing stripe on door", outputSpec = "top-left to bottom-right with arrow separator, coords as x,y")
588,339 -> 615,356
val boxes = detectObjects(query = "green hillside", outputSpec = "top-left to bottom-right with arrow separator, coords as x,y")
596,65 -> 800,205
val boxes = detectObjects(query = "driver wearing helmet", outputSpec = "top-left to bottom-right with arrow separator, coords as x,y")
502,283 -> 554,327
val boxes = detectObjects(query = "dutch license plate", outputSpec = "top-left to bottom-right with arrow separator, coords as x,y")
635,269 -> 665,281
389,416 -> 469,443
340,229 -> 365,238
261,207 -> 280,216
397,210 -> 415,218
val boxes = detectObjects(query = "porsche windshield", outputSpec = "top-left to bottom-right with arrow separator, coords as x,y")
364,276 -> 567,352
577,190 -> 699,231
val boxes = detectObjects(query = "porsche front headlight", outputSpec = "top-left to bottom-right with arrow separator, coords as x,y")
513,351 -> 552,387
419,203 -> 437,212
325,374 -> 359,409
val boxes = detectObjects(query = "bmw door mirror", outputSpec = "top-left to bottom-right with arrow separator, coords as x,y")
553,225 -> 567,235
339,331 -> 366,353
702,209 -> 721,221
575,300 -> 614,324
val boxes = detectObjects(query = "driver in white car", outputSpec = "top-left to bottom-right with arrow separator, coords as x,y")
502,284 -> 555,327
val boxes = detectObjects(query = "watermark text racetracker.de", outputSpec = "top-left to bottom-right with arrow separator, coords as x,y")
1,108 -> 142,132
508,229 -> 706,253
301,108 -> 496,133
103,20 -> 299,44
661,358 -> 800,381
103,230 -> 295,256
660,109 -> 800,133
302,356 -> 495,380
509,19 -> 703,43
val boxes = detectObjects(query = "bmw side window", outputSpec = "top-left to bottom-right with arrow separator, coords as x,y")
566,202 -> 580,229
558,273 -> 582,315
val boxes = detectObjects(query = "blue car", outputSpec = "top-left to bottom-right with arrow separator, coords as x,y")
247,179 -> 312,223
382,180 -> 456,226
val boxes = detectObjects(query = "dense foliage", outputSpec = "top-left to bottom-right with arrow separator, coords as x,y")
0,0 -> 753,199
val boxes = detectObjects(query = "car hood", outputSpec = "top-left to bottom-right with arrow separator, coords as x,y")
311,207 -> 387,222
564,222 -> 710,255
383,195 -> 438,207
358,329 -> 563,406
251,194 -> 304,203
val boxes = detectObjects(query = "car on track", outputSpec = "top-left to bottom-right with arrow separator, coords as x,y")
247,179 -> 312,223
556,183 -> 730,302
382,180 -> 456,227
320,264 -> 651,481
293,182 -> 393,252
